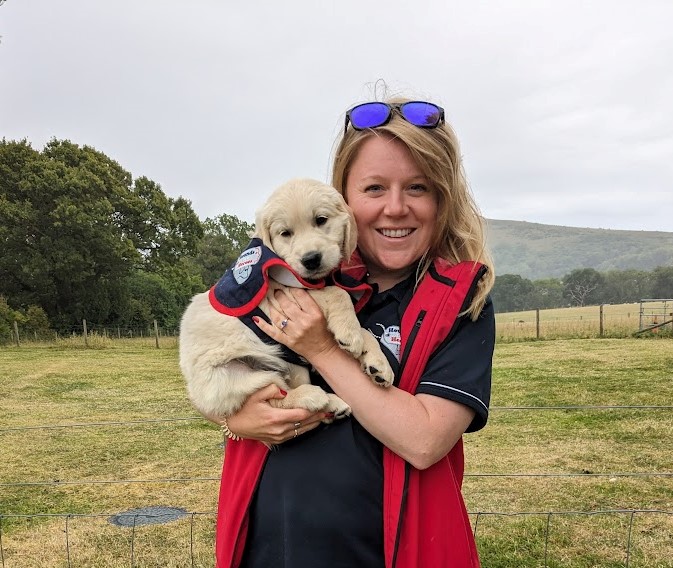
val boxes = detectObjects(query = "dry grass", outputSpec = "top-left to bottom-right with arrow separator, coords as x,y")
1,338 -> 672,566
496,301 -> 673,340
1,514 -> 216,567
0,345 -> 220,566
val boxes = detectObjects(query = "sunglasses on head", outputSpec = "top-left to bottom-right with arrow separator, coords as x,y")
344,101 -> 445,133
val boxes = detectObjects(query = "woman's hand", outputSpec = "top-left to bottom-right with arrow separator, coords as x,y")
223,384 -> 328,445
254,288 -> 340,361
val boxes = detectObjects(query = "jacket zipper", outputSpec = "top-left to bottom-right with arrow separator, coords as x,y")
397,310 -> 426,380
391,310 -> 426,568
391,462 -> 411,568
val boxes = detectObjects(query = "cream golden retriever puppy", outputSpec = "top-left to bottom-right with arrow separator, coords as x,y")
179,178 -> 394,423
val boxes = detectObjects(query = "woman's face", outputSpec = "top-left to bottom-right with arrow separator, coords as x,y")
345,134 -> 438,289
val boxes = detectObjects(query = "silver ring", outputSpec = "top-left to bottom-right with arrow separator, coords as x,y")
294,421 -> 301,429
293,428 -> 298,438
280,318 -> 289,329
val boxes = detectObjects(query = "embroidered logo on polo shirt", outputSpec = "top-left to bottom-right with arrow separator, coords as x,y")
371,323 -> 401,361
233,246 -> 262,285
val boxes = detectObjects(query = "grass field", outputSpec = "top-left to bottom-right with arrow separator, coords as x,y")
1,337 -> 672,567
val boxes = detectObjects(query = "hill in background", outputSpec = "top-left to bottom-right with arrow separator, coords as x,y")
485,219 -> 673,280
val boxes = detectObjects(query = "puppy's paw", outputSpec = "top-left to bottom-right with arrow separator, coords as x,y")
359,349 -> 394,387
335,328 -> 365,358
279,384 -> 330,412
322,393 -> 351,423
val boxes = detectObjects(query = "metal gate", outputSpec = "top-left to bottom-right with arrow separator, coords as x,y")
638,298 -> 673,332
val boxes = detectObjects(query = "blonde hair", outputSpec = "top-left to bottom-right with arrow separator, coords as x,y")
331,97 -> 495,320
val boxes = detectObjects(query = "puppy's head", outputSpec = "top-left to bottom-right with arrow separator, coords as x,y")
254,178 -> 357,279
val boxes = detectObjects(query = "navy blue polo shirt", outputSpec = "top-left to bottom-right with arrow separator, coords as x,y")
240,273 -> 494,568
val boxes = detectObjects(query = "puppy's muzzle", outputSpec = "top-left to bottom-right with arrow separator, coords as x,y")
301,251 -> 323,271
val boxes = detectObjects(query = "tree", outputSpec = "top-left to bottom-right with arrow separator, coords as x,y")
602,269 -> 651,304
491,274 -> 536,312
194,214 -> 254,286
0,138 -> 202,329
0,296 -> 20,343
531,278 -> 564,309
650,266 -> 673,298
124,271 -> 181,330
562,268 -> 605,306
123,176 -> 203,272
0,296 -> 50,343
22,305 -> 52,337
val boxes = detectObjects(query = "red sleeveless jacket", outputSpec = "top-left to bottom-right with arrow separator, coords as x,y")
214,259 -> 487,568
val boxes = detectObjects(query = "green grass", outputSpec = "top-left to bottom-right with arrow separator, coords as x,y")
1,339 -> 672,566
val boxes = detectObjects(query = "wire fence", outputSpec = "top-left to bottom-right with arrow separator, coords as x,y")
0,512 -> 217,568
3,300 -> 673,349
1,320 -> 179,348
1,509 -> 670,568
2,407 -> 672,567
495,301 -> 673,340
471,509 -> 673,568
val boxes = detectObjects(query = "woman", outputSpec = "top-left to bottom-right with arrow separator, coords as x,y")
215,98 -> 495,568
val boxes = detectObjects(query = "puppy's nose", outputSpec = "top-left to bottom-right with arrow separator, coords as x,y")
301,252 -> 322,271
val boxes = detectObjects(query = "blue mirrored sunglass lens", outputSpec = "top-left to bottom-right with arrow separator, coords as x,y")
349,103 -> 391,129
401,102 -> 442,127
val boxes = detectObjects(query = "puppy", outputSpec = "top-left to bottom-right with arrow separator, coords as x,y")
179,178 -> 394,424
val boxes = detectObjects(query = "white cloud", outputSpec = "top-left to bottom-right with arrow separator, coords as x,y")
1,0 -> 671,231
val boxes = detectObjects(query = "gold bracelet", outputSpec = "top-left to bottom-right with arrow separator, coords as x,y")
221,417 -> 241,441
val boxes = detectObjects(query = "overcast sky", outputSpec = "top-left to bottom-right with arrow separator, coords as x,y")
2,0 -> 672,232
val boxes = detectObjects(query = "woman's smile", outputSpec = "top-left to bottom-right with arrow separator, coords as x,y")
345,134 -> 438,289
378,228 -> 415,238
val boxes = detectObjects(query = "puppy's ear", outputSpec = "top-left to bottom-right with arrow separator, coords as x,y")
341,203 -> 358,260
254,203 -> 272,246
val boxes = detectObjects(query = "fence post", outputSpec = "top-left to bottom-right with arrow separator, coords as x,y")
117,326 -> 121,339
599,304 -> 604,337
83,319 -> 88,347
154,319 -> 160,349
13,321 -> 20,347
536,309 -> 540,339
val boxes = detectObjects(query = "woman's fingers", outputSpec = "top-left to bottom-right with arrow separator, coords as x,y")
261,410 -> 329,445
226,383 -> 334,444
252,383 -> 286,401
253,293 -> 337,362
252,314 -> 282,340
278,410 -> 330,442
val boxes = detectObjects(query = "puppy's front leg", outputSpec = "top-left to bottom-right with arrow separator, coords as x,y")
309,287 -> 364,358
307,288 -> 394,388
359,330 -> 394,387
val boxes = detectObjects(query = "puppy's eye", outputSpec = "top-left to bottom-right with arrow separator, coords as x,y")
315,216 -> 328,227
279,229 -> 293,238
